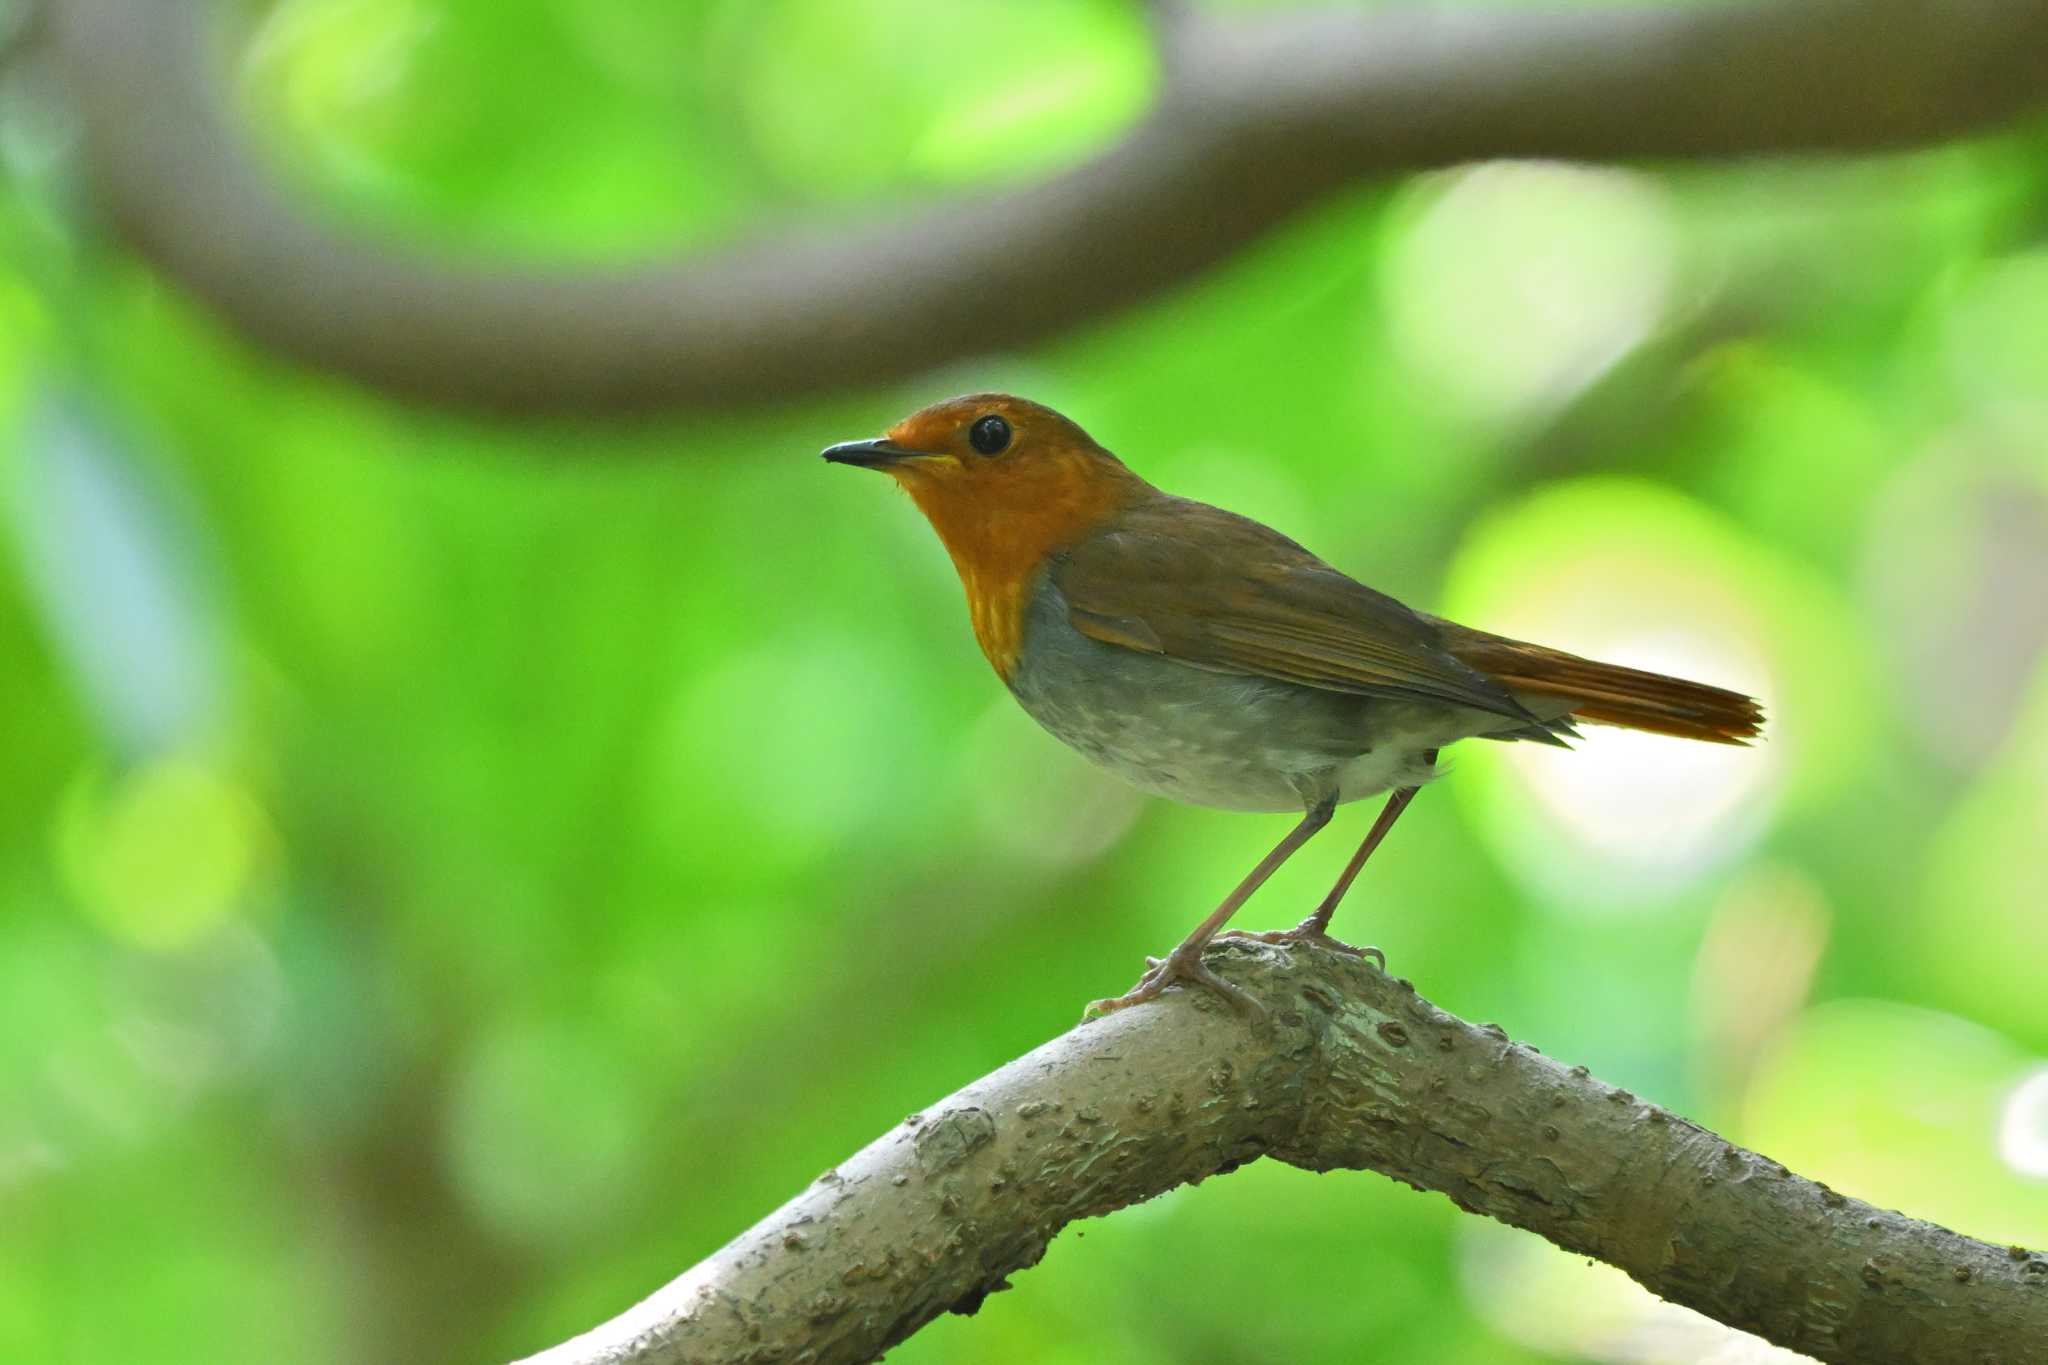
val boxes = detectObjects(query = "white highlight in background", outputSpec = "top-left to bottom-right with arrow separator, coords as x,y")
1999,1068 -> 2048,1179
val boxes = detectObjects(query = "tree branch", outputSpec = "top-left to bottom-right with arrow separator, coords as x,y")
513,941 -> 2048,1365
48,0 -> 2048,416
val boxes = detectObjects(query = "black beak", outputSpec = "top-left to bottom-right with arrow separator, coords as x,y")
821,437 -> 927,469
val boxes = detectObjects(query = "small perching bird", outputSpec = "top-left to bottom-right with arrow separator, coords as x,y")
825,395 -> 1763,1017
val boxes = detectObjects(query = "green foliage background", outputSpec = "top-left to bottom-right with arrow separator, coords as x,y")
4,2 -> 2047,1361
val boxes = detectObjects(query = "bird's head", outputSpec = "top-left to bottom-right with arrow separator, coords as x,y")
823,393 -> 1150,674
823,392 -> 1147,573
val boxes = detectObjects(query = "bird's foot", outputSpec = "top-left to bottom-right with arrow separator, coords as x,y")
1083,942 -> 1264,1021
1220,920 -> 1386,971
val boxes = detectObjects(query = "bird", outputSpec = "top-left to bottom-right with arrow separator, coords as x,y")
823,394 -> 1763,1018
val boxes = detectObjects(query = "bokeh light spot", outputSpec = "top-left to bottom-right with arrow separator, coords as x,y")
1384,162 -> 1678,426
55,758 -> 272,951
1462,1221 -> 1810,1364
1742,999 -> 2048,1245
445,1019 -> 650,1247
1442,481 -> 1785,912
1999,1069 -> 2048,1180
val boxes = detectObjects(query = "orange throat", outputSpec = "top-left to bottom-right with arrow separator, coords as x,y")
893,456 -> 1143,680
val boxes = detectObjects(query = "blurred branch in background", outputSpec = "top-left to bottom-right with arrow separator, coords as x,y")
517,945 -> 2048,1365
0,0 -> 43,75
45,0 -> 2048,416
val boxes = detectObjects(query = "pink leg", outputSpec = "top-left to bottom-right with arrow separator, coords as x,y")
1084,797 -> 1334,1019
1224,751 -> 1435,968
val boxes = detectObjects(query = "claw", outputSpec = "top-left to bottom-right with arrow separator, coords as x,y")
1084,946 -> 1266,1020
1219,923 -> 1386,971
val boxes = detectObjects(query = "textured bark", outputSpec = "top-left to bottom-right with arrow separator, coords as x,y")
43,0 -> 2048,416
515,941 -> 2048,1365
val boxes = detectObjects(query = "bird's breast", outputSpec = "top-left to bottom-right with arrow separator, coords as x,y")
903,453 -> 1148,682
959,568 -> 1029,681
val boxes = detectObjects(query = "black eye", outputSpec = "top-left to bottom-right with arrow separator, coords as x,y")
968,414 -> 1011,455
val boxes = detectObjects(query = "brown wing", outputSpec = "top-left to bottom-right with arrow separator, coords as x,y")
1051,496 -> 1540,725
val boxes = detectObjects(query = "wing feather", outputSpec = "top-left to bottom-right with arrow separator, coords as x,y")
1051,496 -> 1538,724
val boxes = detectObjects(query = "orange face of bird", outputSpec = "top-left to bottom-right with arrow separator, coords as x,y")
823,393 -> 1148,678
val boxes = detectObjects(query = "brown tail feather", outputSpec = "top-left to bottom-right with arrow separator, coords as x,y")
1445,632 -> 1764,745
